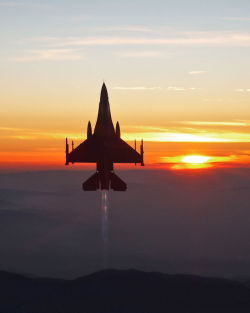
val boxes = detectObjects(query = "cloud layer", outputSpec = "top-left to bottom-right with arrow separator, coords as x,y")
1,168 -> 250,279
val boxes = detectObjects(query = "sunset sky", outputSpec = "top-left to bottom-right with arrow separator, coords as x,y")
1,0 -> 250,169
2,0 -> 250,283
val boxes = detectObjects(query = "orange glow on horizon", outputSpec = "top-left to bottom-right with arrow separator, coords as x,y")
172,154 -> 212,170
182,155 -> 210,164
160,151 -> 250,170
171,163 -> 213,170
160,154 -> 236,164
1,141 -> 250,171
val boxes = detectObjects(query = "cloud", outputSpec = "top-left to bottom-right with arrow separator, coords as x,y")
235,88 -> 250,92
0,126 -> 83,142
115,51 -> 164,58
0,2 -> 51,9
181,121 -> 250,127
112,86 -> 161,90
27,31 -> 250,47
125,132 -> 230,142
1,169 -> 250,278
10,49 -> 84,62
189,71 -> 206,75
121,123 -> 250,143
167,86 -> 186,91
113,85 -> 193,92
94,26 -> 153,33
223,17 -> 250,21
69,15 -> 109,21
167,86 -> 196,91
2,118 -> 250,158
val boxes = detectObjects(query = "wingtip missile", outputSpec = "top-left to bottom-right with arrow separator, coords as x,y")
140,139 -> 144,166
65,137 -> 69,165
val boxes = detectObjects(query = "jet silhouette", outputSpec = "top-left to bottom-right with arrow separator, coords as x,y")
65,83 -> 144,191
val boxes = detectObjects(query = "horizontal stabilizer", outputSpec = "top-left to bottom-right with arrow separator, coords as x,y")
82,173 -> 99,191
110,172 -> 127,191
82,171 -> 127,191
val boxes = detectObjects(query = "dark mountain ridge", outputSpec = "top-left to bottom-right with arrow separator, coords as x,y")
1,269 -> 250,313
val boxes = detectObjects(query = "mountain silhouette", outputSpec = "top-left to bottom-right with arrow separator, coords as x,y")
1,269 -> 250,312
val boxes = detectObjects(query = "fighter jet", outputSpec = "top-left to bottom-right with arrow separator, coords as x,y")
65,83 -> 144,191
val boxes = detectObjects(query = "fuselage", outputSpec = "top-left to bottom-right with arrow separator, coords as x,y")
65,83 -> 144,191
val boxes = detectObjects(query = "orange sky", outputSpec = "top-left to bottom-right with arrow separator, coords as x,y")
1,93 -> 250,170
1,0 -> 250,171
1,93 -> 250,171
1,139 -> 250,171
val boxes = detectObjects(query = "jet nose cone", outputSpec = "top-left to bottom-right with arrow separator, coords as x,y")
95,82 -> 115,137
101,82 -> 108,100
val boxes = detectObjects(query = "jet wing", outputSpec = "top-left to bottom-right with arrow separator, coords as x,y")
67,136 -> 100,163
107,137 -> 142,164
67,136 -> 142,164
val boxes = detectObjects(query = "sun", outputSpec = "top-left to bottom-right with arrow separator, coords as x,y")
182,155 -> 210,164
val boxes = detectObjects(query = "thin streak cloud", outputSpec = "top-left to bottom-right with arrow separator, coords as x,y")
10,49 -> 84,62
94,26 -> 153,33
113,86 -> 197,91
189,71 -> 206,75
28,32 -> 250,47
2,125 -> 250,148
167,86 -> 196,91
112,86 -> 161,90
181,121 -> 250,127
223,17 -> 250,21
0,2 -> 51,9
236,88 -> 250,92
115,51 -> 163,57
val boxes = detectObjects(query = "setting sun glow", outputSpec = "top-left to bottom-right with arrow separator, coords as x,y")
182,155 -> 210,164
169,155 -> 213,170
